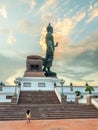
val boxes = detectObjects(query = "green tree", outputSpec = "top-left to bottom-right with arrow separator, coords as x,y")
75,91 -> 81,96
85,85 -> 94,94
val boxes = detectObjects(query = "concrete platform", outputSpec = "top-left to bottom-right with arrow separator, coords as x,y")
0,118 -> 98,130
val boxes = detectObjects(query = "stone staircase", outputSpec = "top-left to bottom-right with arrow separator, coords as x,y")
0,104 -> 98,120
18,91 -> 60,104
0,90 -> 98,120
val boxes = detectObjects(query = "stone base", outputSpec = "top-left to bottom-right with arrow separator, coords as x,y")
24,71 -> 45,77
87,95 -> 92,105
45,71 -> 57,77
11,96 -> 17,104
61,95 -> 67,104
17,77 -> 59,91
75,96 -> 81,104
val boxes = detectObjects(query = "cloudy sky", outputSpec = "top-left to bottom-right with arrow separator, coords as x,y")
0,0 -> 98,86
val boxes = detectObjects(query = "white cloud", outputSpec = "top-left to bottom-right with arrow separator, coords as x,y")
52,31 -> 98,86
89,5 -> 93,11
53,11 -> 86,36
41,12 -> 54,22
40,0 -> 68,22
16,20 -> 32,34
86,8 -> 98,23
74,12 -> 86,22
8,31 -> 16,46
30,0 -> 36,9
21,0 -> 36,10
0,5 -> 7,19
16,20 -> 39,36
41,0 -> 56,12
86,2 -> 98,23
0,28 -> 9,34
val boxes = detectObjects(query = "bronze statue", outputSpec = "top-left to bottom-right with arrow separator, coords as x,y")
43,23 -> 58,72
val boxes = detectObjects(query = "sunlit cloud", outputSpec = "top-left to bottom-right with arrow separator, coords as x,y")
40,10 -> 86,56
87,8 -> 98,23
30,0 -> 36,9
0,5 -> 7,19
6,68 -> 24,85
74,12 -> 86,22
40,27 -> 46,51
86,2 -> 98,23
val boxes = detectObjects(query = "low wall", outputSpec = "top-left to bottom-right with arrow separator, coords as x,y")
78,99 -> 87,104
16,87 -> 21,103
78,97 -> 98,109
0,94 -> 11,102
2,86 -> 15,93
0,86 -> 20,103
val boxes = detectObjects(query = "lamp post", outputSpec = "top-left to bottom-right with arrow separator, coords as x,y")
54,83 -> 56,88
70,82 -> 73,91
60,79 -> 65,96
14,79 -> 20,96
0,81 -> 3,91
14,80 -> 17,96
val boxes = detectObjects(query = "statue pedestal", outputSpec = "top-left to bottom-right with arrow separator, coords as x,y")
17,54 -> 59,91
24,71 -> 45,77
24,55 -> 45,77
16,77 -> 59,91
45,71 -> 57,77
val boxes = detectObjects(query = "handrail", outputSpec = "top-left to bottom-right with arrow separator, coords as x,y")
54,87 -> 61,103
91,98 -> 98,109
16,87 -> 21,104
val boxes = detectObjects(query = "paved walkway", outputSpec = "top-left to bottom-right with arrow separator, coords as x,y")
0,118 -> 98,130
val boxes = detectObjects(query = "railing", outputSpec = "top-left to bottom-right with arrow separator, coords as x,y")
91,98 -> 98,109
78,96 -> 98,109
54,87 -> 61,103
78,99 -> 87,104
16,86 -> 21,103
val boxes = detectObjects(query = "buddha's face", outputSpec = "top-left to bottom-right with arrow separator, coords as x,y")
49,28 -> 53,33
47,25 -> 53,33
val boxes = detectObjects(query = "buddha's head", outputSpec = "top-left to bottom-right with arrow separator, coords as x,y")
46,23 -> 53,33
